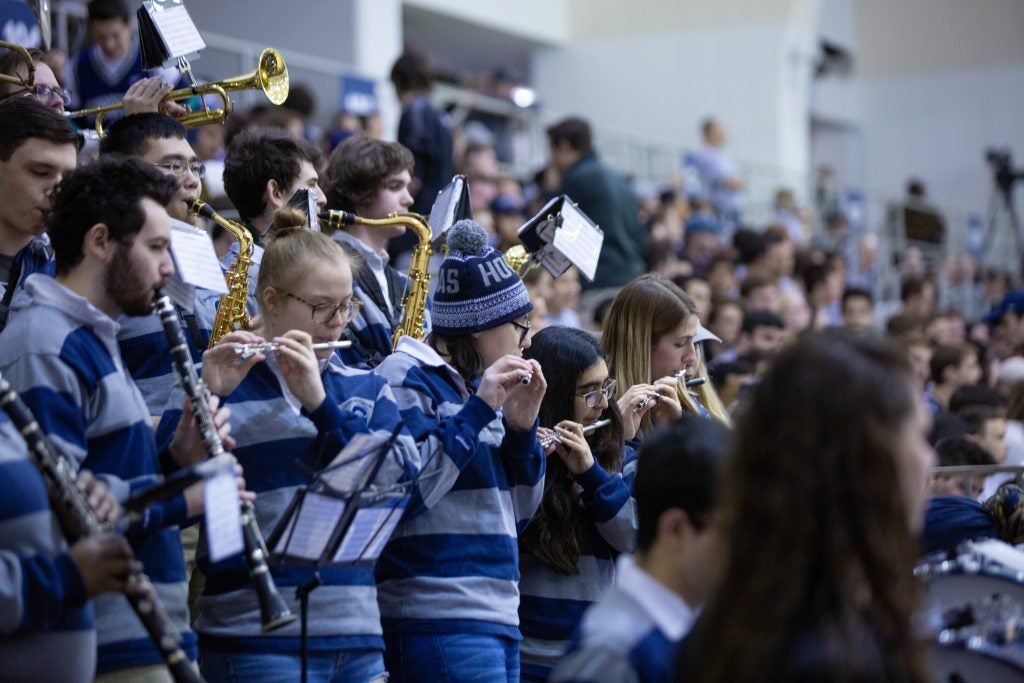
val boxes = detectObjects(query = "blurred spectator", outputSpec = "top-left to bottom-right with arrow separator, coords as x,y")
547,116 -> 646,314
283,83 -> 320,143
490,193 -> 525,252
903,177 -> 945,245
772,188 -> 809,245
0,46 -> 67,113
841,287 -> 875,334
693,117 -> 744,231
390,50 -> 453,217
546,267 -> 583,330
65,0 -> 179,117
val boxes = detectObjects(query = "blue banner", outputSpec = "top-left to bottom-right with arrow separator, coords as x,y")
340,74 -> 377,115
0,1 -> 40,48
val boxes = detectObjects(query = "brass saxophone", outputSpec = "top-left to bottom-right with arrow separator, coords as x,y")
320,210 -> 432,350
191,200 -> 252,347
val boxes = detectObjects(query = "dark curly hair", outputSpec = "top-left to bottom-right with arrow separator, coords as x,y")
520,326 -> 626,574
49,155 -> 178,275
689,330 -> 930,682
223,128 -> 321,223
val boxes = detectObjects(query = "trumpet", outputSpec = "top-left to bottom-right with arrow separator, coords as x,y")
234,340 -> 352,360
0,40 -> 35,88
540,419 -> 612,448
66,47 -> 289,137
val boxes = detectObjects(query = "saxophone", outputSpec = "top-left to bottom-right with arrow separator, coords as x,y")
320,210 -> 432,350
191,200 -> 252,347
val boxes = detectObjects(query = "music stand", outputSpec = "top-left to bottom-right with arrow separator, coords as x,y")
266,428 -> 409,683
515,194 -> 604,282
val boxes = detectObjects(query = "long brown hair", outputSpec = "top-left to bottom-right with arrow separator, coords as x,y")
690,330 -> 929,682
521,326 -> 625,574
603,274 -> 695,433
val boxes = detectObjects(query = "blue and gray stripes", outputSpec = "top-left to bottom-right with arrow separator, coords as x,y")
117,290 -> 216,415
373,337 -> 546,638
549,589 -> 678,683
157,354 -> 418,654
0,274 -> 195,674
0,415 -> 96,683
518,450 -> 638,678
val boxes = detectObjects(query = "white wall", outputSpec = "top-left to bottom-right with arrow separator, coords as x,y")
532,14 -> 820,206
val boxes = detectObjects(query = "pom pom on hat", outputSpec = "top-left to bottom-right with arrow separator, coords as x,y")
432,220 -> 532,335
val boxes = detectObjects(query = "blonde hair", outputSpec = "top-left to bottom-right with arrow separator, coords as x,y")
689,356 -> 732,426
603,274 -> 696,434
257,208 -> 351,310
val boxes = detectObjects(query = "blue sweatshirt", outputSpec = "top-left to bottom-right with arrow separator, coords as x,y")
0,414 -> 95,682
0,275 -> 194,673
373,337 -> 546,639
157,354 -> 419,654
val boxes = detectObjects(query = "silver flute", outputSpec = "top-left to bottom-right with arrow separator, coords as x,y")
635,369 -> 687,411
234,340 -> 352,359
540,418 -> 612,448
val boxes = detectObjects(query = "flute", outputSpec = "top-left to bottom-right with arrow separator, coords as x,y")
234,340 -> 353,359
636,370 -> 687,411
540,418 -> 612,448
154,295 -> 296,633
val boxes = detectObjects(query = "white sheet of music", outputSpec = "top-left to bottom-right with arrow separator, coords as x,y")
169,219 -> 228,294
552,202 -> 604,282
273,492 -> 346,562
332,502 -> 404,563
204,471 -> 243,562
147,1 -> 206,58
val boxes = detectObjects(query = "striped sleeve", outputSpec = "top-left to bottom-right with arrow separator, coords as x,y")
574,462 -> 636,554
499,420 -> 546,532
382,361 -> 497,516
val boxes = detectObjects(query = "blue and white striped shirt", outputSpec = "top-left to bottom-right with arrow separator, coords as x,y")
157,353 -> 418,654
550,555 -> 695,683
519,450 -> 637,679
0,414 -> 96,683
373,337 -> 546,638
0,274 -> 195,674
117,290 -> 216,415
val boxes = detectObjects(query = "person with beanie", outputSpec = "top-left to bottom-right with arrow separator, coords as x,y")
374,219 -> 548,681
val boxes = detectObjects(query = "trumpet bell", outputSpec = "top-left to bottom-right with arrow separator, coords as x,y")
257,48 -> 288,105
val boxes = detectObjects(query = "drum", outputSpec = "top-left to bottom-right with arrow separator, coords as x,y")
932,638 -> 1024,682
918,540 -> 1024,681
916,540 -> 1024,613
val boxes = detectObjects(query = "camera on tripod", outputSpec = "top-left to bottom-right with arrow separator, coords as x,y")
986,146 -> 1022,192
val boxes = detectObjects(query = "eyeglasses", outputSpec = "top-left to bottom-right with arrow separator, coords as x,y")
284,291 -> 362,325
0,84 -> 71,107
577,379 -> 616,408
510,318 -> 531,345
156,160 -> 206,179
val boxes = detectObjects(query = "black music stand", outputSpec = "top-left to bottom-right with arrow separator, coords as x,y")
516,194 -> 604,282
266,428 -> 409,683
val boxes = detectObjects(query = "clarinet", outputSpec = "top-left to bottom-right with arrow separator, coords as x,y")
0,372 -> 200,683
153,294 -> 296,632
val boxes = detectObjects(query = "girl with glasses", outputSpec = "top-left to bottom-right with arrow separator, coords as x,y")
374,220 -> 547,682
518,326 -> 637,681
157,213 -> 417,682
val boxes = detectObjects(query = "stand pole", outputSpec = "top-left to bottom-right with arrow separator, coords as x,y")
296,571 -> 322,683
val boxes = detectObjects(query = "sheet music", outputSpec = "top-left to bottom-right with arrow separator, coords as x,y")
428,175 -> 467,247
552,201 -> 604,282
162,271 -> 195,313
273,492 -> 346,561
536,245 -> 572,278
147,1 -> 205,59
169,219 -> 228,294
332,499 -> 406,563
319,432 -> 395,493
204,471 -> 244,563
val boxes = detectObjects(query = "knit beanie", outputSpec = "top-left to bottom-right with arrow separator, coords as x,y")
432,220 -> 533,335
